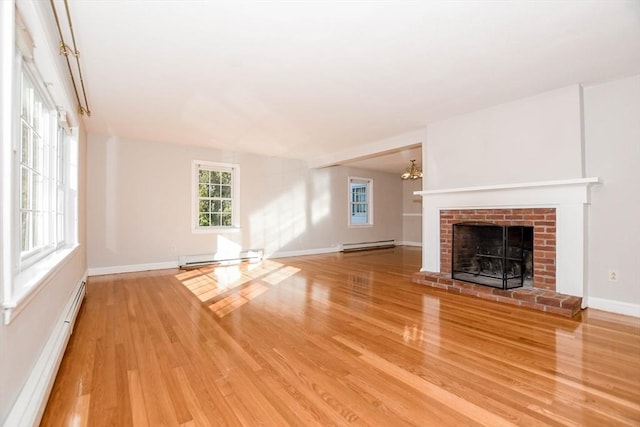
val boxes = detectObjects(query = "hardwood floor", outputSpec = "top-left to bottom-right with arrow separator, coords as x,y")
41,247 -> 640,426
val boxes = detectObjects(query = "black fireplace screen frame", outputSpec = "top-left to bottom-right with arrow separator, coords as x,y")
451,222 -> 533,290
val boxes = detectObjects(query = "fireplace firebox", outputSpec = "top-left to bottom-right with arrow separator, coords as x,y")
452,223 -> 533,289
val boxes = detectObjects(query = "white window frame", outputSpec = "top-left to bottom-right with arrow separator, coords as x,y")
348,176 -> 373,227
2,13 -> 79,324
18,66 -> 61,267
192,160 -> 240,233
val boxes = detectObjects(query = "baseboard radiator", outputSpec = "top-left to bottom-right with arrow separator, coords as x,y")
341,240 -> 395,252
4,277 -> 86,427
66,281 -> 85,323
179,249 -> 263,269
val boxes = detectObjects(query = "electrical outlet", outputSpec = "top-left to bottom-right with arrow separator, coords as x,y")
608,270 -> 618,282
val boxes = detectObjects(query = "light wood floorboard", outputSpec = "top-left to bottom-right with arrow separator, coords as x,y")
41,247 -> 640,426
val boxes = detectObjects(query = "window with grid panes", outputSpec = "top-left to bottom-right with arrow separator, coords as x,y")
5,4 -> 79,314
19,69 -> 67,263
349,177 -> 373,226
194,161 -> 239,229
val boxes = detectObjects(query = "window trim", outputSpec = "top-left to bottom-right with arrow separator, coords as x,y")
16,59 -> 77,269
5,243 -> 79,324
191,160 -> 240,233
348,176 -> 374,227
2,9 -> 80,324
18,66 -> 59,268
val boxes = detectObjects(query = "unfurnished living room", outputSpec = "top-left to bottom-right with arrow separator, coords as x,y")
1,1 -> 639,426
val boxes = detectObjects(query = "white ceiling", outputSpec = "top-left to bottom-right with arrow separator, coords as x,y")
61,0 -> 640,173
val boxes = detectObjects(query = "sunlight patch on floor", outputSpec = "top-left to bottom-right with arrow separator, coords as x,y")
175,259 -> 302,316
179,266 -> 251,302
262,265 -> 301,286
209,282 -> 270,318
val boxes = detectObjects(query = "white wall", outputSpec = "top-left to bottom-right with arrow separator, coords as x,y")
425,85 -> 583,190
87,134 -> 402,270
401,179 -> 422,245
584,74 -> 640,312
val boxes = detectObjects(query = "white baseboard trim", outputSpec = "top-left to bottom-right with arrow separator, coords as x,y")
2,273 -> 87,427
266,247 -> 340,259
586,297 -> 640,317
87,250 -> 343,274
88,261 -> 179,276
88,244 -> 422,275
397,241 -> 422,247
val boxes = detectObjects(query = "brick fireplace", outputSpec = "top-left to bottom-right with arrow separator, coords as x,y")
412,178 -> 599,317
441,208 -> 556,291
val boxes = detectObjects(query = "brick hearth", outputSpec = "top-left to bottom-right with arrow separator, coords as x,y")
414,206 -> 583,316
412,271 -> 582,317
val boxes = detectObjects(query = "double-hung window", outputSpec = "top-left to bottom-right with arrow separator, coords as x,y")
349,177 -> 373,226
193,161 -> 240,231
18,68 -> 71,267
2,3 -> 79,323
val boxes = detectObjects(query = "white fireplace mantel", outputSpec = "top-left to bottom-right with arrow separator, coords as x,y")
414,178 -> 599,302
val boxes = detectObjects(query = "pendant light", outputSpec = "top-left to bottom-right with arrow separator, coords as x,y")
401,160 -> 423,180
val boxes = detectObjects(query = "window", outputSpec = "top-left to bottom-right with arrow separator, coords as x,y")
349,177 -> 373,226
18,68 -> 71,267
193,161 -> 239,230
5,29 -> 79,310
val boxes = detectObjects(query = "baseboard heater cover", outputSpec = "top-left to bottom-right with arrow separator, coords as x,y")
3,276 -> 86,427
179,249 -> 263,269
341,240 -> 395,252
65,280 -> 86,325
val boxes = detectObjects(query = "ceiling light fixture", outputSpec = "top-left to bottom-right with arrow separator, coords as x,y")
401,160 -> 423,180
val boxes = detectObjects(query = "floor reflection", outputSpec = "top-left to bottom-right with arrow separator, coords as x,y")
402,324 -> 425,344
175,260 -> 301,317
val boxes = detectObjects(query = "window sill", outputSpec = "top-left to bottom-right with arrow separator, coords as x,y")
3,244 -> 80,325
348,224 -> 374,228
192,227 -> 241,234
